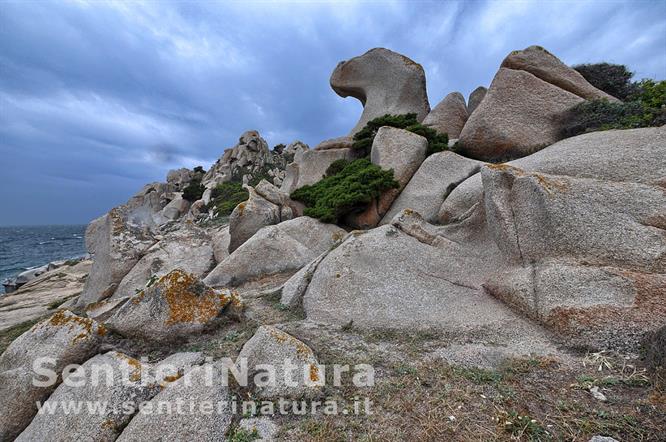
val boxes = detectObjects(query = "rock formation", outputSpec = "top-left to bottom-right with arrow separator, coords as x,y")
422,91 -> 469,138
330,48 -> 430,135
467,86 -> 487,114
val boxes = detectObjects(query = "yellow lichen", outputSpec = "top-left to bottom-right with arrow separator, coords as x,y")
158,270 -> 229,325
43,310 -> 103,344
309,364 -> 320,382
116,353 -> 143,382
237,202 -> 246,216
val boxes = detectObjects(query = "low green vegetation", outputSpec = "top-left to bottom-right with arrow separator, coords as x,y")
352,113 -> 449,156
182,178 -> 205,202
291,158 -> 399,223
209,182 -> 249,217
0,317 -> 44,354
563,62 -> 665,137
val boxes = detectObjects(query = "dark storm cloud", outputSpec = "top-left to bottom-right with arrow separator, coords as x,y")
0,0 -> 664,225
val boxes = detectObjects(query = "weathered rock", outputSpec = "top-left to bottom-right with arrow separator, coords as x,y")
17,351 -> 158,442
117,362 -> 232,441
85,296 -> 129,322
347,127 -> 427,229
280,148 -> 359,194
467,86 -> 487,114
166,168 -> 194,189
381,151 -> 483,224
209,225 -> 231,263
501,45 -> 620,102
439,126 -> 666,224
238,326 -> 321,398
422,92 -> 469,138
255,179 -> 304,216
111,225 -> 215,300
161,195 -> 190,220
204,217 -> 346,288
282,140 -> 310,161
280,252 -> 328,308
330,48 -> 430,135
458,68 -> 584,161
0,311 -> 105,440
314,136 -> 353,150
588,436 -> 619,442
106,270 -> 242,343
238,417 -> 278,441
228,187 -> 282,253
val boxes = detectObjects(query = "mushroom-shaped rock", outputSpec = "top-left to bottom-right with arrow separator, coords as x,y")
422,92 -> 469,138
204,217 -> 346,288
458,68 -> 584,161
16,351 -> 158,442
106,270 -> 242,343
467,86 -> 487,115
330,48 -> 430,135
501,45 -> 620,102
0,311 -> 105,440
117,362 -> 232,441
238,325 -> 322,398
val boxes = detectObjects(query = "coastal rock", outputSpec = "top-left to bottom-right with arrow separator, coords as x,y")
111,225 -> 215,299
106,270 -> 241,343
422,92 -> 469,138
467,86 -> 487,114
457,68 -> 584,161
238,326 -> 322,398
16,351 -> 158,442
117,362 -> 232,441
228,187 -> 282,253
501,45 -> 620,101
204,217 -> 346,288
0,311 -> 105,440
381,151 -> 483,224
330,48 -> 430,135
280,148 -> 359,194
160,195 -> 190,221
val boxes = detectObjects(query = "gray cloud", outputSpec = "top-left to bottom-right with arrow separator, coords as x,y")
0,0 -> 664,225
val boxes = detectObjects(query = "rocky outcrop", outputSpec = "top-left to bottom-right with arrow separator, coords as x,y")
111,225 -> 216,300
314,136 -> 353,150
380,151 -> 483,224
238,326 -> 322,398
422,92 -> 469,138
501,45 -> 620,102
1,311 -> 105,440
330,48 -> 430,135
17,351 -> 158,442
106,270 -> 242,343
160,194 -> 190,221
458,68 -> 585,160
204,217 -> 346,288
467,86 -> 487,114
117,362 -> 232,441
280,147 -> 359,194
166,167 -> 194,190
346,127 -> 427,229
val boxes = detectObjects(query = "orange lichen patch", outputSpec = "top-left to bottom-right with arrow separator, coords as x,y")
237,202 -> 246,216
43,310 -> 102,344
160,373 -> 183,385
159,270 -> 229,325
531,173 -> 569,195
101,419 -> 116,431
116,353 -> 143,382
486,163 -> 518,172
268,327 -> 314,361
309,364 -> 320,383
403,208 -> 415,216
332,231 -> 345,242
131,290 -> 145,305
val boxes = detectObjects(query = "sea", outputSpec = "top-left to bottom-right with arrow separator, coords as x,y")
0,225 -> 87,294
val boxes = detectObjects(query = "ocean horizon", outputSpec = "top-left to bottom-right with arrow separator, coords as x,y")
0,224 -> 87,294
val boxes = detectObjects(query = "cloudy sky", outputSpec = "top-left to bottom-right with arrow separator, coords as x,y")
1,0 -> 664,225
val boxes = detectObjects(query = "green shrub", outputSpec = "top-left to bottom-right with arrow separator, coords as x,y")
352,113 -> 449,156
324,159 -> 350,177
209,182 -> 249,217
573,63 -> 637,100
561,79 -> 665,137
291,158 -> 399,223
182,179 -> 205,202
193,166 -> 206,174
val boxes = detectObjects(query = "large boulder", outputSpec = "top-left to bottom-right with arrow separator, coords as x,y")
16,351 -> 158,442
106,270 -> 242,343
347,127 -> 427,229
160,194 -> 190,221
457,68 -> 584,160
280,148 -> 359,194
330,48 -> 430,135
238,326 -> 322,398
166,168 -> 194,190
202,130 -> 272,188
381,151 -> 483,224
501,45 -> 620,102
204,217 -> 346,288
467,86 -> 487,115
112,225 -> 215,299
439,126 -> 666,223
117,362 -> 232,441
422,92 -> 469,138
0,311 -> 105,440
